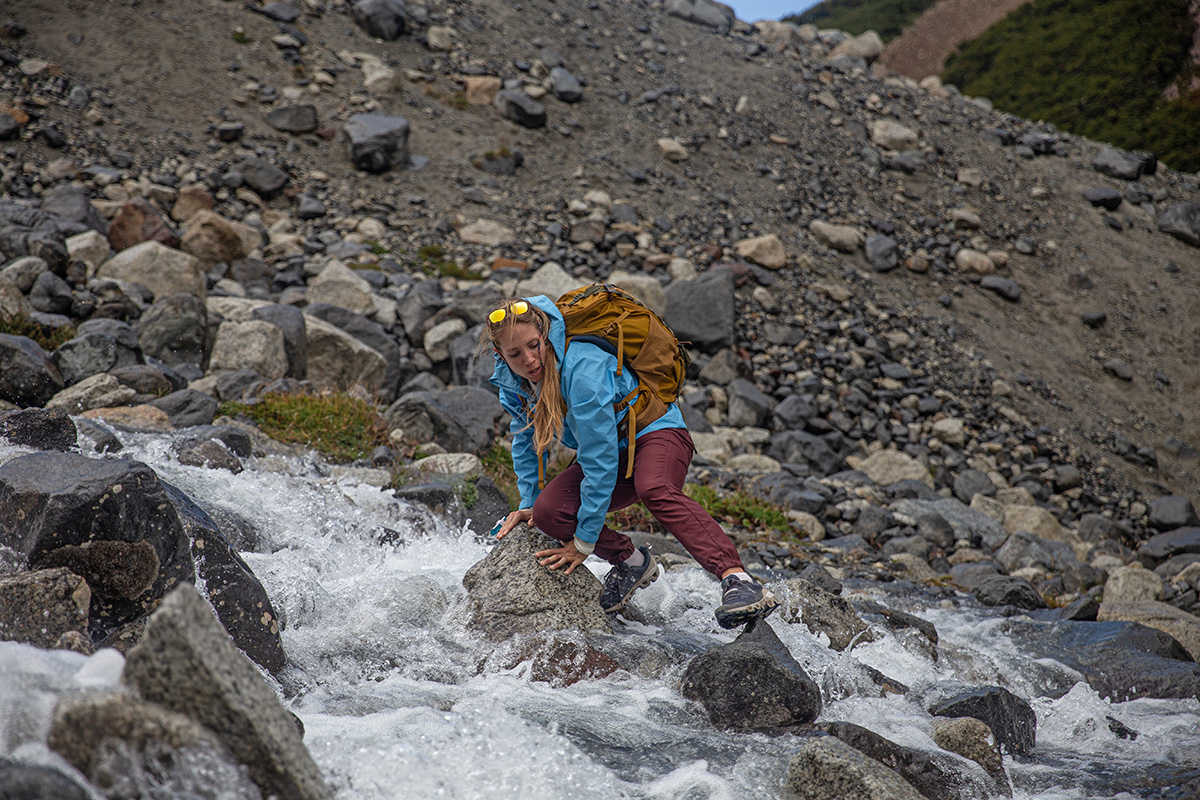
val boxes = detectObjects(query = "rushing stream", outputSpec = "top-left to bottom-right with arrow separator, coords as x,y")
2,431 -> 1199,800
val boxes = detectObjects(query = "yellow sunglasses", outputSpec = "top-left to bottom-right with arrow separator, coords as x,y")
487,300 -> 530,325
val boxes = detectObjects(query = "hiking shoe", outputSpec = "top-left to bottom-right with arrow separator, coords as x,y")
714,575 -> 779,629
600,546 -> 659,613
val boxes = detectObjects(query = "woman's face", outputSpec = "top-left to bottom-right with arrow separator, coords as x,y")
495,321 -> 545,384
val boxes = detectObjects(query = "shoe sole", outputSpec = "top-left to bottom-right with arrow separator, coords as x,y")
602,555 -> 659,614
714,589 -> 780,629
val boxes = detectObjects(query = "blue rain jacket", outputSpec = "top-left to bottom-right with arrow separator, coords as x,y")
488,294 -> 685,548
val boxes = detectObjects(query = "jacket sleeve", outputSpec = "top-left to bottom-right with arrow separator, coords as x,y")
562,347 -> 621,547
500,388 -> 540,510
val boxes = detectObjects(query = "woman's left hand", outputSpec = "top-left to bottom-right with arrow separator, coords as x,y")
535,540 -> 586,575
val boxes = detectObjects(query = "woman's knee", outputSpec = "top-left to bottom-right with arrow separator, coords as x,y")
531,496 -> 572,540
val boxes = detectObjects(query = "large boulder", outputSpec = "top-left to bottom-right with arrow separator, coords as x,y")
929,686 -> 1036,754
40,184 -> 110,237
208,320 -> 289,379
1098,601 -> 1200,660
383,385 -> 504,453
303,315 -> 388,396
343,113 -> 410,173
149,388 -> 219,428
180,210 -> 259,267
0,406 -> 77,451
352,0 -> 407,40
306,260 -> 377,316
0,199 -> 72,272
95,241 -> 205,301
0,452 -> 194,639
0,333 -> 65,407
162,481 -> 286,675
461,524 -> 611,640
819,721 -> 984,800
107,197 -> 179,251
666,0 -> 733,28
784,736 -> 926,800
1158,202 -> 1200,247
663,267 -> 735,355
136,292 -> 209,366
680,619 -> 822,731
122,586 -> 333,800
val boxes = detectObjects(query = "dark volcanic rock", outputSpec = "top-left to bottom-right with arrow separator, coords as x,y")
161,481 -> 286,676
819,721 -> 964,800
0,333 -> 65,407
680,619 -> 822,731
972,574 -> 1046,609
930,686 -> 1036,754
149,388 -> 219,428
1148,496 -> 1200,530
352,0 -> 407,40
1138,527 -> 1200,565
0,567 -> 91,649
0,406 -> 77,450
493,89 -> 547,129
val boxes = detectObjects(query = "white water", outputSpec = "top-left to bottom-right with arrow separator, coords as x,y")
2,432 -> 1199,799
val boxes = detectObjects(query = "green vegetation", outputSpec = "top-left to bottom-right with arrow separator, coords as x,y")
363,240 -> 390,255
220,392 -> 388,464
412,242 -> 473,280
481,442 -> 521,510
942,0 -> 1200,172
0,313 -> 75,351
231,29 -> 253,44
790,0 -> 938,40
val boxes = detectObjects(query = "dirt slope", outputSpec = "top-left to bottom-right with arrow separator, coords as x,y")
879,0 -> 1033,80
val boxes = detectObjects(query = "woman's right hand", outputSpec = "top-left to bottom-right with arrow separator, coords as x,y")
495,508 -> 533,539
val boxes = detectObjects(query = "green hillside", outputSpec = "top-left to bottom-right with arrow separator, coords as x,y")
789,0 -> 938,41
942,0 -> 1200,173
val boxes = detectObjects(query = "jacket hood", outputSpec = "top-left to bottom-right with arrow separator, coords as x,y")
488,294 -> 566,390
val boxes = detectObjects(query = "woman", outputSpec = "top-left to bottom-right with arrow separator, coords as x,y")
484,294 -> 778,629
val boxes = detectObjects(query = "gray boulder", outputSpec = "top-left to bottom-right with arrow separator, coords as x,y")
305,303 -> 399,397
1092,145 -> 1146,180
461,524 -> 611,640
149,388 -> 219,428
0,758 -> 91,800
1138,527 -> 1200,564
123,585 -> 333,800
40,183 -> 110,236
344,113 -> 410,173
352,0 -> 407,40
865,234 -> 899,272
0,452 -> 194,639
236,158 -> 289,200
0,199 -> 70,272
549,67 -> 583,103
726,377 -> 773,428
162,481 -> 286,676
892,498 -> 1007,549
493,89 -> 547,129
51,332 -> 121,386
0,333 -> 65,407
1157,202 -> 1200,247
819,721 -> 985,800
29,270 -> 73,315
383,385 -> 504,453
784,736 -> 926,800
136,292 -> 209,366
680,619 -> 822,731
254,303 -> 308,379
666,0 -> 733,28
1148,495 -> 1200,530
972,574 -> 1046,610
929,686 -> 1036,755
663,267 -> 735,354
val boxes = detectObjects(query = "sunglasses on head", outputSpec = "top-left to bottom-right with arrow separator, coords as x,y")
488,300 -> 531,325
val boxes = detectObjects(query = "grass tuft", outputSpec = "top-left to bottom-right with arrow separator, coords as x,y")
0,313 -> 75,351
219,392 -> 388,464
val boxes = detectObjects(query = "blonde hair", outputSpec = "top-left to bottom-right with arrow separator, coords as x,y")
480,299 -> 567,457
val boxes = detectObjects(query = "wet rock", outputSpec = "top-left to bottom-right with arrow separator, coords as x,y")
0,406 -> 77,450
0,333 -> 65,407
784,736 -> 925,800
0,758 -> 91,800
344,113 -> 410,173
681,619 -> 822,731
820,721 -> 974,800
489,632 -> 621,687
778,578 -> 870,651
29,270 -> 72,315
0,452 -> 193,639
930,686 -> 1036,755
931,716 -> 1008,789
108,197 -> 180,252
383,386 -> 504,453
0,567 -> 90,649
462,524 -> 610,640
1098,601 -> 1200,660
96,241 -> 205,301
493,89 -> 547,129
123,586 -> 332,800
52,331 -> 122,386
161,481 -> 285,674
973,574 -> 1046,609
352,0 -> 407,40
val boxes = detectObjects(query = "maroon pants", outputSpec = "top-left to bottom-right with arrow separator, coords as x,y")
531,427 -> 744,576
